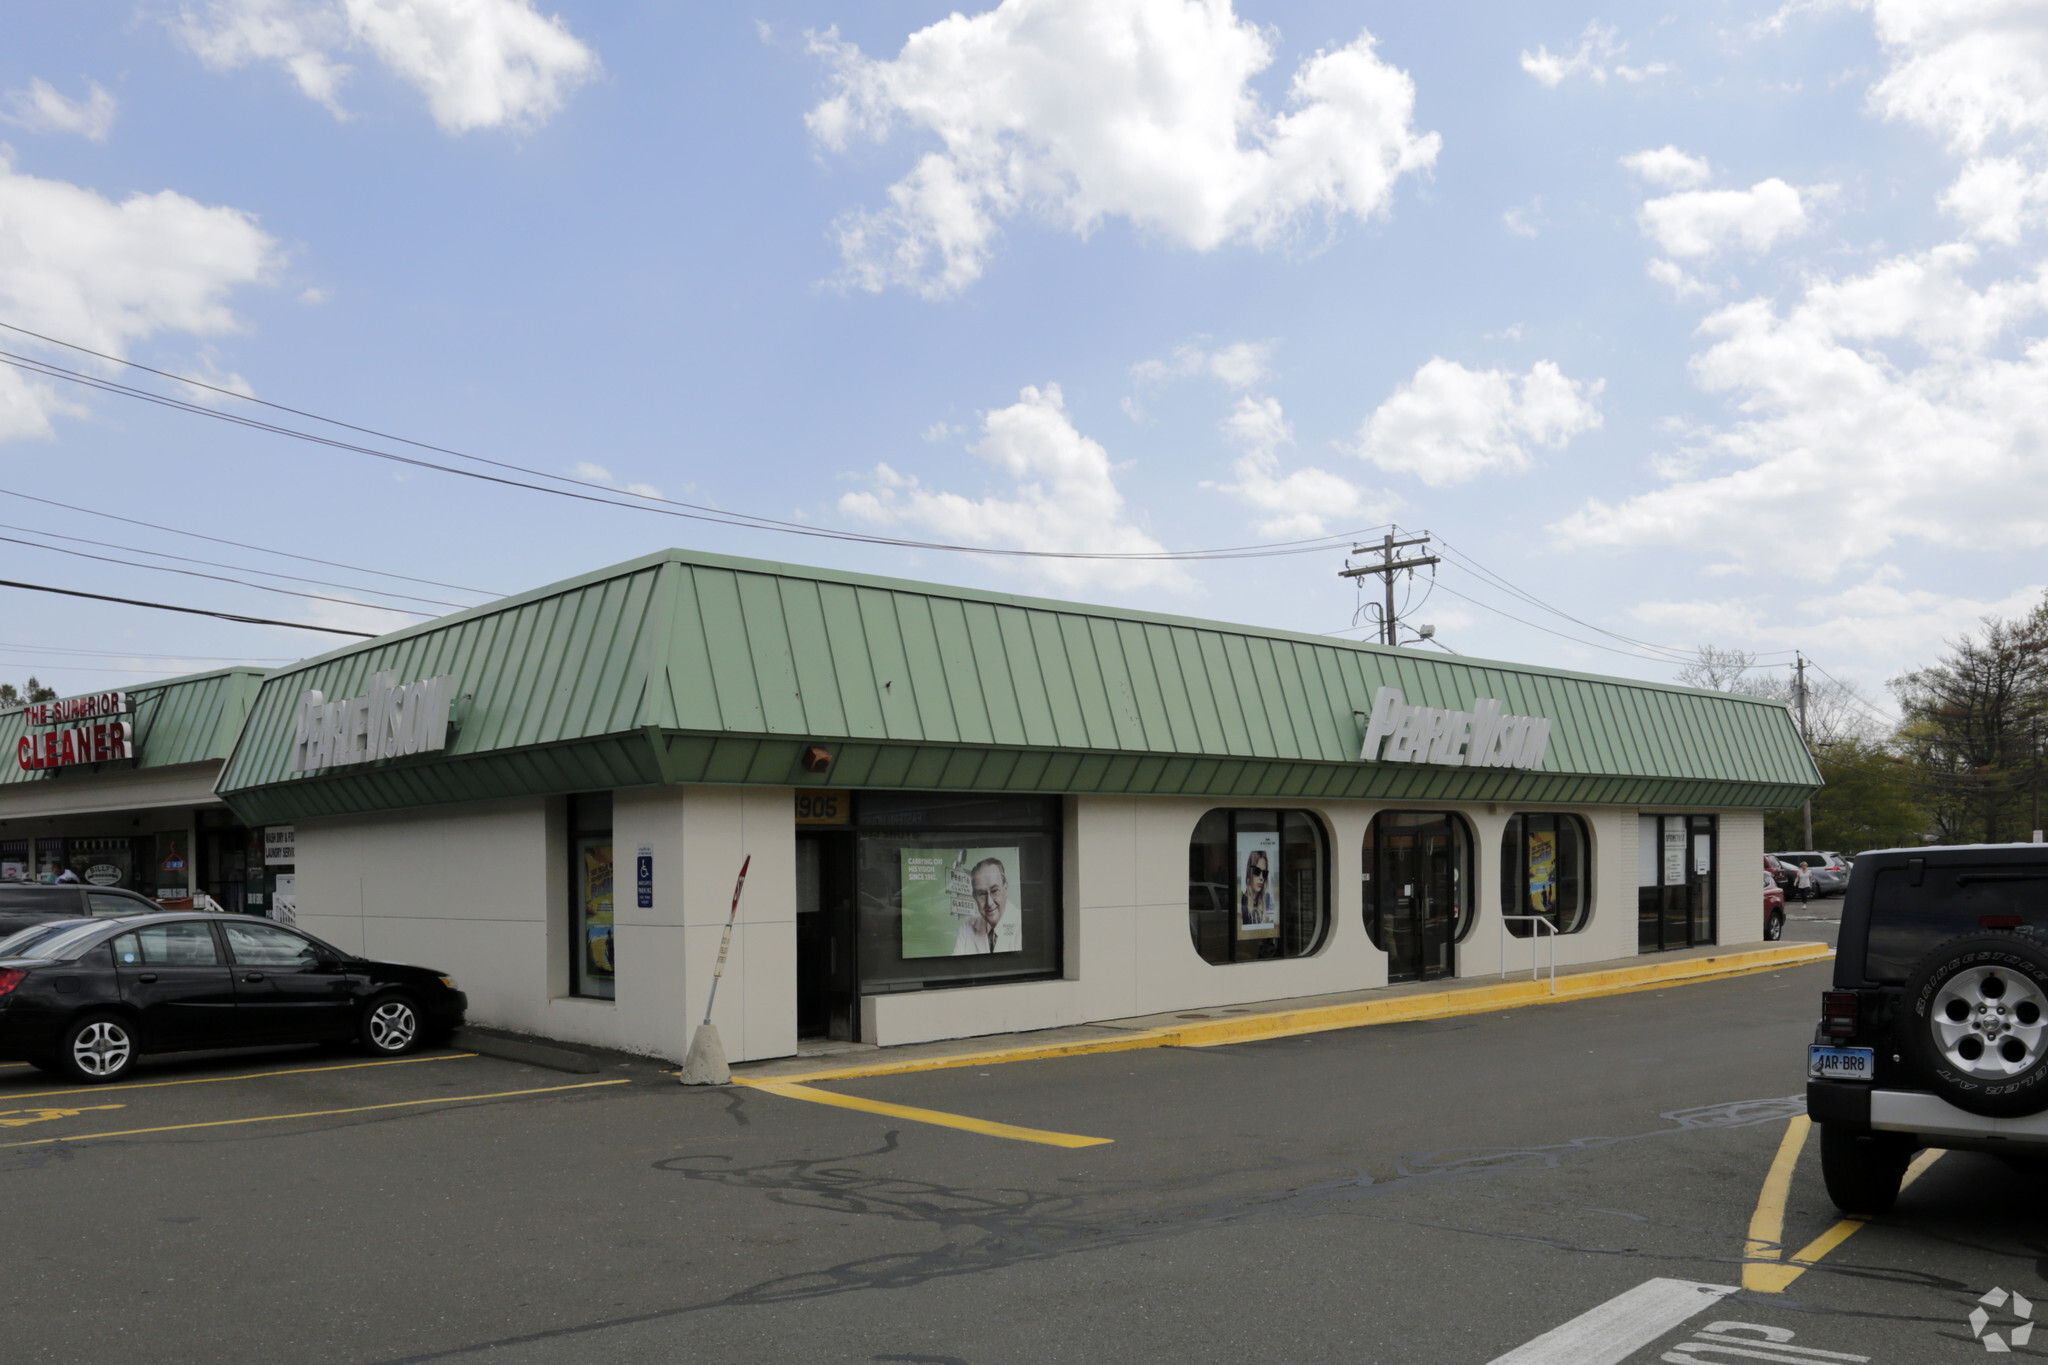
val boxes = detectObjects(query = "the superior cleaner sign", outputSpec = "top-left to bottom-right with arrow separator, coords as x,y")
17,691 -> 135,770
1358,686 -> 1551,770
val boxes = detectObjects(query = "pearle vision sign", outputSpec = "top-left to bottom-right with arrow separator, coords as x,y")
291,671 -> 459,773
1358,686 -> 1552,771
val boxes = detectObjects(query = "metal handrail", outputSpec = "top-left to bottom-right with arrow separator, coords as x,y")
1499,913 -> 1559,994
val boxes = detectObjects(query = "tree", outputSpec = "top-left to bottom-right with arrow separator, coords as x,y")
1681,645 -> 1914,849
0,678 -> 56,710
1891,602 -> 2048,843
1764,739 -> 1929,853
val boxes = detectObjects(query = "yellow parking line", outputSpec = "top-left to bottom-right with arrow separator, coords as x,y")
1741,1115 -> 1812,1289
1748,1146 -> 1946,1293
0,1051 -> 477,1102
740,1078 -> 1112,1148
0,1078 -> 628,1148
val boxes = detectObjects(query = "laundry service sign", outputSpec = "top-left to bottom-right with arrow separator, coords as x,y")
1358,686 -> 1552,771
290,671 -> 460,773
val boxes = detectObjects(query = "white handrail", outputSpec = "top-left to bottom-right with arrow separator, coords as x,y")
1499,913 -> 1558,994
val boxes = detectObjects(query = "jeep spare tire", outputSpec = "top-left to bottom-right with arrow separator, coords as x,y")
1902,933 -> 2048,1117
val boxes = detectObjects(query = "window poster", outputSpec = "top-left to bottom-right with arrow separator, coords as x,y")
579,837 -> 615,981
1662,820 -> 1687,887
1527,828 -> 1558,916
900,847 -> 1022,957
1236,830 -> 1280,940
0,840 -> 25,882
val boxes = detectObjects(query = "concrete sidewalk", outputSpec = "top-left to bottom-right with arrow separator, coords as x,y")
734,938 -> 1832,1085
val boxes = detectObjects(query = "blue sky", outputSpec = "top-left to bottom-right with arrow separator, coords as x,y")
3,0 -> 2045,717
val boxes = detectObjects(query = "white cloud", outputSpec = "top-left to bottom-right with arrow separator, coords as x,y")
572,460 -> 660,500
1647,257 -> 1717,301
1520,22 -> 1669,87
298,284 -> 333,304
1503,198 -> 1542,237
1638,178 -> 1811,257
179,0 -> 600,134
1209,394 -> 1380,538
921,420 -> 963,442
0,150 -> 279,440
1559,243 -> 2048,580
1131,338 -> 1276,391
1520,22 -> 1622,87
1941,154 -> 2048,242
1868,0 -> 2048,154
806,0 -> 1440,297
1357,358 -> 1604,486
1631,572 -> 2045,681
840,382 -> 1186,589
1,79 -> 119,142
1621,145 -> 1712,190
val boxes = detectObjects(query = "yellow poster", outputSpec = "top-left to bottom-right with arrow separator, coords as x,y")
581,839 -> 614,976
1528,829 -> 1557,916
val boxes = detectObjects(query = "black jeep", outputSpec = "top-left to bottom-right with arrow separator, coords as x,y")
1808,844 -> 2048,1213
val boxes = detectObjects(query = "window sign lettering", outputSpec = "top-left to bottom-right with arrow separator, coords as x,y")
290,671 -> 458,772
1663,820 -> 1687,886
263,826 -> 296,866
636,845 -> 653,910
1357,686 -> 1551,771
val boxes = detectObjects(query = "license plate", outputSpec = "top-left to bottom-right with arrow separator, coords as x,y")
1809,1045 -> 1875,1081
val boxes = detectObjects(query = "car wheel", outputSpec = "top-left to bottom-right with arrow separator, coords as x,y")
1902,932 -> 2048,1117
57,1013 -> 137,1084
361,993 -> 421,1056
1766,911 -> 1785,941
1819,1124 -> 1912,1215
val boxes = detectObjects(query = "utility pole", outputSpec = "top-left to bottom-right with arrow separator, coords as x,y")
1796,651 -> 1814,848
2032,716 -> 2041,843
1339,531 -> 1440,646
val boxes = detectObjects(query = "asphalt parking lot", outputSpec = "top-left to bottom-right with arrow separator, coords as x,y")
1,958 -> 2040,1364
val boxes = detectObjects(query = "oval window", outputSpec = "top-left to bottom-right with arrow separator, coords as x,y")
1187,809 -> 1329,965
1500,813 -> 1592,936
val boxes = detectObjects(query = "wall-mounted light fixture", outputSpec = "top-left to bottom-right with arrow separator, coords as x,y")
802,746 -> 833,774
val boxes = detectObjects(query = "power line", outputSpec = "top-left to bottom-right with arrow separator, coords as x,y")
0,521 -> 470,612
0,532 -> 432,619
0,485 -> 499,597
0,325 -> 1391,565
0,579 -> 374,637
0,642 -> 294,662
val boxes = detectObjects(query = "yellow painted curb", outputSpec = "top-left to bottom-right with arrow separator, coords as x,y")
739,940 -> 1833,1085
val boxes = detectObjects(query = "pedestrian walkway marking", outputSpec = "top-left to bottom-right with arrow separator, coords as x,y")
0,1078 -> 626,1148
739,1078 -> 1113,1148
0,1050 -> 477,1103
1743,1116 -> 1946,1293
1485,1278 -> 1735,1364
1741,1115 -> 1812,1289
0,1104 -> 122,1128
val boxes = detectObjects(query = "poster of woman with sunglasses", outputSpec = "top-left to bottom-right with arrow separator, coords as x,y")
1236,832 -> 1280,939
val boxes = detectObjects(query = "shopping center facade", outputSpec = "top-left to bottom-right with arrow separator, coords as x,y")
3,549 -> 1821,1063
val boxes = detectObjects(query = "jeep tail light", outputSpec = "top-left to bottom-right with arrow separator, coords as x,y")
0,968 -> 23,998
1822,991 -> 1859,1039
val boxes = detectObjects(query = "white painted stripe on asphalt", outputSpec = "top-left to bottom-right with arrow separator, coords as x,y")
1485,1278 -> 1738,1365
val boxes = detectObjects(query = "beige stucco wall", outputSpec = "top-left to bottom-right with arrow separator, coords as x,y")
292,785 -> 796,1064
289,784 -> 1781,1061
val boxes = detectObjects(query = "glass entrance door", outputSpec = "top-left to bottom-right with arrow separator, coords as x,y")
796,832 -> 858,1041
1365,812 -> 1469,983
1638,814 -> 1717,952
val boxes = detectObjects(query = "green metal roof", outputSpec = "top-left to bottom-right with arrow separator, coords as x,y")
215,549 -> 1822,824
0,667 -> 267,789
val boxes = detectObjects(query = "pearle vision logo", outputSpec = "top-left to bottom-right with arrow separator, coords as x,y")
1968,1287 -> 2034,1353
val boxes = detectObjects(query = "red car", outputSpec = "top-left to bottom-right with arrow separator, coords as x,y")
1763,870 -> 1786,940
1764,853 -> 1797,894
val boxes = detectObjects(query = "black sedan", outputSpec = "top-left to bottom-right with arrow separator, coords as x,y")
0,913 -> 466,1083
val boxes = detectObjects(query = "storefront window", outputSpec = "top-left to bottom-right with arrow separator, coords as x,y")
1187,809 -> 1328,966
1500,813 -> 1592,936
0,841 -> 27,882
852,793 -> 1062,993
1362,812 -> 1472,982
570,793 -> 615,999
